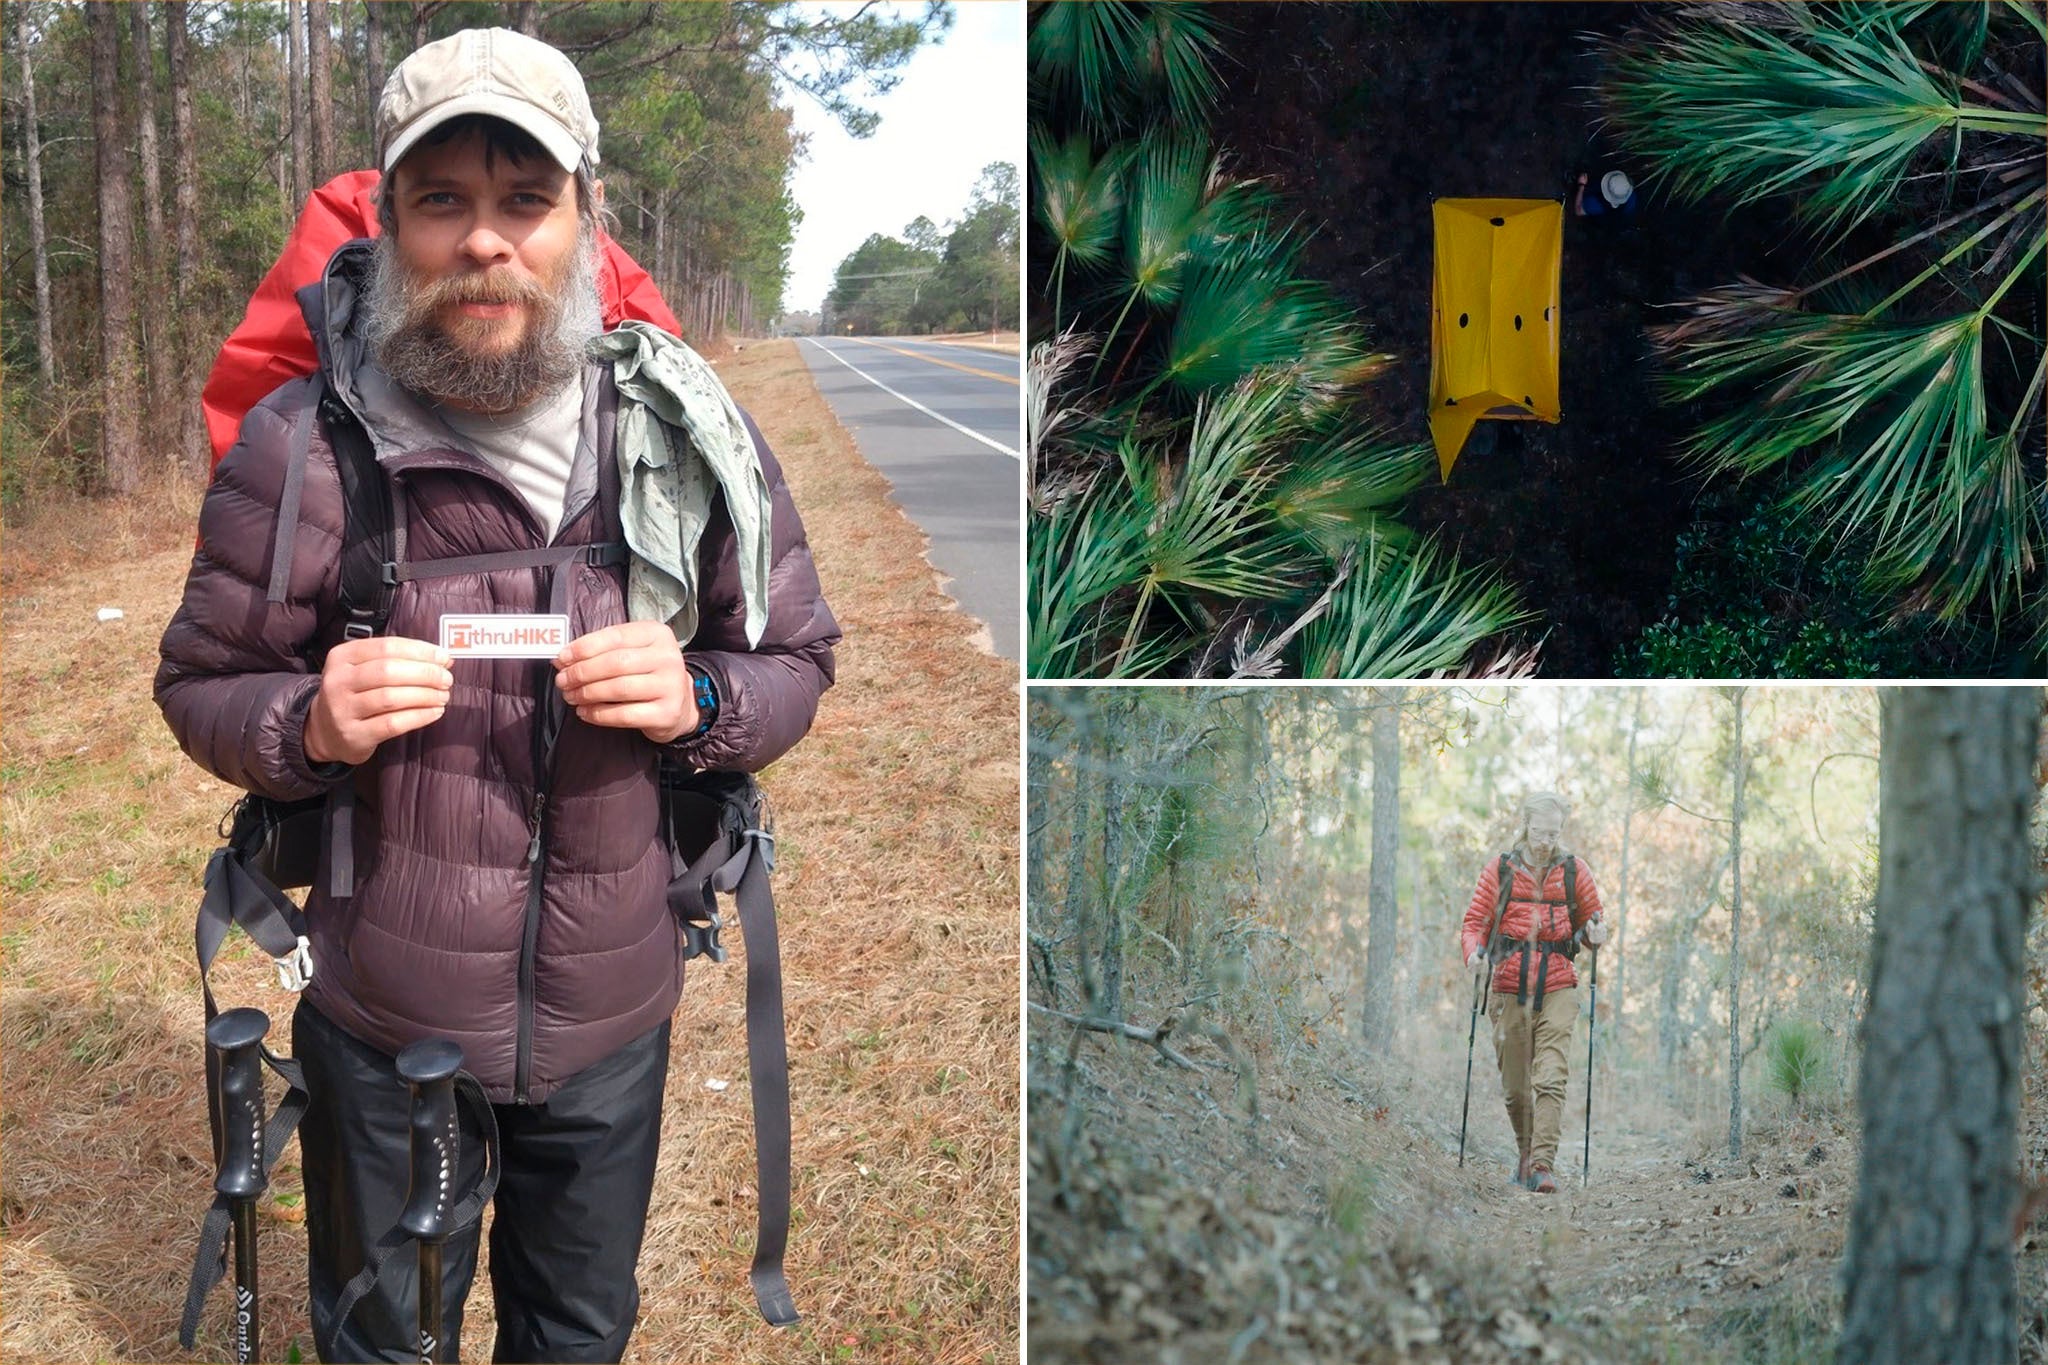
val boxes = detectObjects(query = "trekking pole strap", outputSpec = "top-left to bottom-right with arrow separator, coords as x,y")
326,1072 -> 501,1343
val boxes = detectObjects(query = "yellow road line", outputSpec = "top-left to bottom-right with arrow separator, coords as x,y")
842,336 -> 1019,386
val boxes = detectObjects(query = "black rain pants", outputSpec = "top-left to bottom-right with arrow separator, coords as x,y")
292,999 -> 670,1363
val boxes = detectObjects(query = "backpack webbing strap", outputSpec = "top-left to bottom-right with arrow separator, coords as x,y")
265,387 -> 320,605
732,830 -> 797,1326
324,1072 -> 501,1350
669,787 -> 798,1326
392,542 -> 629,582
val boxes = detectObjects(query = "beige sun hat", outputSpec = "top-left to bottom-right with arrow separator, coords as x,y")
1600,171 -> 1633,208
376,27 -> 600,175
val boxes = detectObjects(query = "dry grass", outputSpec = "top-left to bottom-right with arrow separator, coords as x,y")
0,339 -> 1019,1364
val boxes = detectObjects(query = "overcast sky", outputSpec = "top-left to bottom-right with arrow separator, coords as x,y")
781,1 -> 1024,315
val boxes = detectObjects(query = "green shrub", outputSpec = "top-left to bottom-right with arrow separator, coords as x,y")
1763,1020 -> 1828,1109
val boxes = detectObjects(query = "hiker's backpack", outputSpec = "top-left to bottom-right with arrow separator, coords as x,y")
183,354 -> 799,1347
1479,853 -> 1581,1011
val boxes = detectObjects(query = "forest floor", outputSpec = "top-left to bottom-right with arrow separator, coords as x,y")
1205,2 -> 1802,677
1029,993 -> 2048,1363
0,341 -> 1019,1364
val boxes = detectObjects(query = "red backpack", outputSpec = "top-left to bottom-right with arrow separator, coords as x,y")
201,168 -> 681,470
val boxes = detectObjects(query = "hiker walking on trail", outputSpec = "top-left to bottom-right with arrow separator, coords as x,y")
157,26 -> 837,1363
1460,793 -> 1607,1194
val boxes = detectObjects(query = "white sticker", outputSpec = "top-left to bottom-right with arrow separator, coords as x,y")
439,613 -> 571,659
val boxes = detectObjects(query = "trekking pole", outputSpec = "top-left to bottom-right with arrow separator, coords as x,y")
396,1039 -> 465,1365
1457,958 -> 1490,1168
206,1007 -> 272,1365
1583,947 -> 1598,1187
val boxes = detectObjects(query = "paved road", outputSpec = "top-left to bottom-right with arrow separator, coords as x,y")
799,336 -> 1019,660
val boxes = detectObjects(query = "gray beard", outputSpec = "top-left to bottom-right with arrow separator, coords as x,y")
362,229 -> 603,415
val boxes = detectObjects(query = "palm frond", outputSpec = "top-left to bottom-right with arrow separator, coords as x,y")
1032,131 -> 1126,275
1028,486 -> 1150,678
1136,375 -> 1310,606
1266,424 -> 1431,558
1122,135 -> 1217,307
1158,243 -> 1383,395
1666,305 -> 2042,619
1129,2 -> 1227,128
1603,10 -> 2044,241
1295,539 -> 1531,679
1028,1 -> 1144,136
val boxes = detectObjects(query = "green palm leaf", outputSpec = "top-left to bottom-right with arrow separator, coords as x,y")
1029,487 -> 1150,678
1028,0 -> 1226,137
1666,300 -> 2040,619
1266,424 -> 1431,559
1295,539 -> 1531,679
1603,9 -> 2043,240
1159,243 -> 1390,395
1109,375 -> 1314,670
1029,1 -> 1143,136
1032,131 -> 1127,329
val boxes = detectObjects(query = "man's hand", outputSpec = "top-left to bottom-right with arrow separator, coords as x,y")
1466,946 -> 1485,970
1583,917 -> 1608,949
555,622 -> 697,744
304,637 -> 454,766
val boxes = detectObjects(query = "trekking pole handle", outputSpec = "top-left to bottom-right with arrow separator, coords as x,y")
208,1008 -> 272,1201
396,1039 -> 465,1244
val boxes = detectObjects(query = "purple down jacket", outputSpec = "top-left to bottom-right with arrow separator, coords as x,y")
156,242 -> 839,1103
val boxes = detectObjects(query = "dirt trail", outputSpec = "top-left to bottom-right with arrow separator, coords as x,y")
1030,1010 -> 1875,1363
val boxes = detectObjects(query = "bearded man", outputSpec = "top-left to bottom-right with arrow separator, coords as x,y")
156,27 -> 837,1363
1459,793 -> 1607,1194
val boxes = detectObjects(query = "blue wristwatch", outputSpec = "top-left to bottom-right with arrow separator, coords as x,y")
685,664 -> 718,737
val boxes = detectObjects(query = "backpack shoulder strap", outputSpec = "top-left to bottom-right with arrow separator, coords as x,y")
318,386 -> 396,653
1564,855 -> 1579,916
1486,853 -> 1514,940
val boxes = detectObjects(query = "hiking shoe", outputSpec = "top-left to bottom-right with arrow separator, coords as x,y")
1516,1154 -> 1532,1186
1529,1164 -> 1557,1194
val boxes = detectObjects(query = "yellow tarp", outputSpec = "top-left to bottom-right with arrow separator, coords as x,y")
1428,197 -> 1562,480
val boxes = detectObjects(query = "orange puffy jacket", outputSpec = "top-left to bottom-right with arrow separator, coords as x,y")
202,168 -> 681,470
1459,852 -> 1605,1001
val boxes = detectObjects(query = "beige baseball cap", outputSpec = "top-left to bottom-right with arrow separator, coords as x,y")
377,27 -> 600,176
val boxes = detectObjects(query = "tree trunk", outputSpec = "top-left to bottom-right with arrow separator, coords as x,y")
1361,694 -> 1400,1047
308,0 -> 333,186
1612,690 -> 1641,1034
513,1 -> 539,36
130,0 -> 169,443
1727,687 -> 1746,1162
287,0 -> 307,206
1099,746 -> 1127,1024
88,2 -> 143,493
1063,719 -> 1097,1007
1837,688 -> 2038,1365
168,0 -> 204,467
15,3 -> 56,386
363,0 -> 386,148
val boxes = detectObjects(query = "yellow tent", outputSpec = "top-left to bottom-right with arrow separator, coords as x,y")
1428,197 -> 1562,480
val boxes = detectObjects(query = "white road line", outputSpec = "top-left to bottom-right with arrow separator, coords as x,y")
801,338 -> 1020,458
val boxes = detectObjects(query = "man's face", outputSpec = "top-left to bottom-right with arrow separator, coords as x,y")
1526,814 -> 1564,859
365,126 -> 601,413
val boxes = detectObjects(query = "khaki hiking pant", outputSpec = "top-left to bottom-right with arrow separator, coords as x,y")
1488,986 -> 1575,1171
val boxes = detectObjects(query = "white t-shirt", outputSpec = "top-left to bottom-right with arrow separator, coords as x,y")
437,373 -> 584,541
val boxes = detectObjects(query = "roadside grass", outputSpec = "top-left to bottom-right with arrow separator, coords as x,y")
0,338 -> 1019,1364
